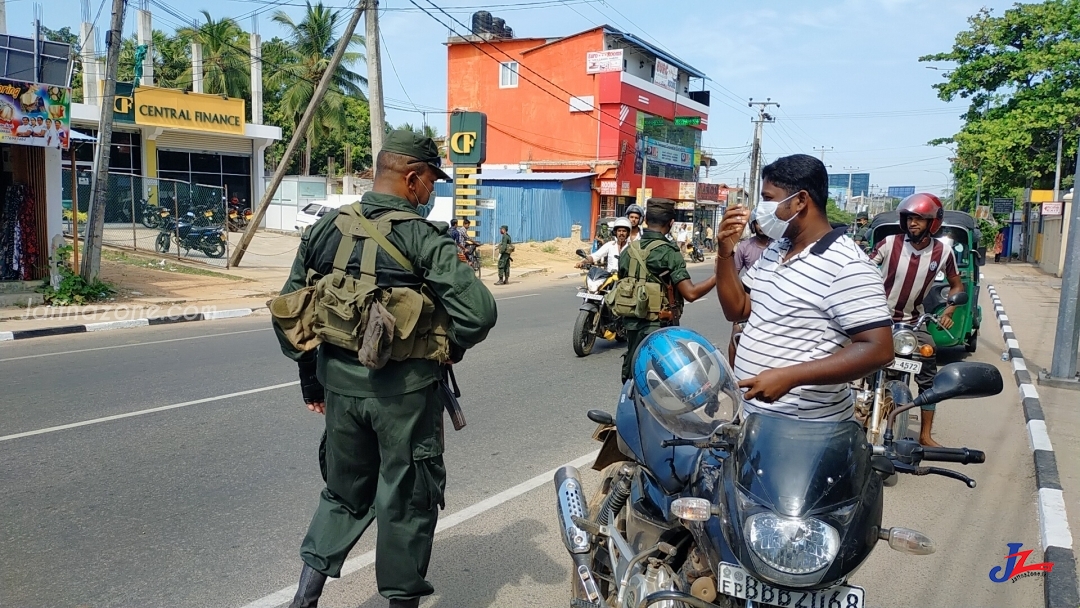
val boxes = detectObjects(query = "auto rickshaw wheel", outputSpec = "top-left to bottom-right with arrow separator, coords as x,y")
965,329 -> 979,353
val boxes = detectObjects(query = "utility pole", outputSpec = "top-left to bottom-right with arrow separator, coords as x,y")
231,2 -> 367,267
1053,128 -> 1064,202
747,98 -> 778,210
1043,137 -> 1080,387
366,0 -> 385,161
81,0 -> 126,279
813,146 -> 833,163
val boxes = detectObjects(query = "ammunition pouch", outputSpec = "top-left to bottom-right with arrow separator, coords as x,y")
607,240 -> 668,321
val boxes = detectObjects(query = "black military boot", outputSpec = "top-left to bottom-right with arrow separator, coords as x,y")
388,599 -> 420,608
288,564 -> 327,608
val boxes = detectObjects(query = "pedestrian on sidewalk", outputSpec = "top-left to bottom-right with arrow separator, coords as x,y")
870,193 -> 963,447
272,130 -> 498,608
497,225 -> 513,285
993,227 -> 1004,263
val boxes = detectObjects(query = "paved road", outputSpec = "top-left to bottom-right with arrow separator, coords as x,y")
0,268 -> 1043,608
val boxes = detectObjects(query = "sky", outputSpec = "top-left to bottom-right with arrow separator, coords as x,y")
11,0 -> 1022,196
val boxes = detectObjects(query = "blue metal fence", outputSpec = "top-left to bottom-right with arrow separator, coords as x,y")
435,178 -> 593,244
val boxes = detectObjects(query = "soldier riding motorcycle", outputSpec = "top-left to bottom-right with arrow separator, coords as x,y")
555,327 -> 1002,608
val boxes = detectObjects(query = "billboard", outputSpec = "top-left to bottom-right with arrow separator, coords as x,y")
0,78 -> 71,149
887,186 -> 916,199
586,49 -> 623,74
653,58 -> 678,92
828,172 -> 870,197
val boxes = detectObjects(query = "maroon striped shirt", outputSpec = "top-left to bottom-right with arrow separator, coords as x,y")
870,235 -> 959,323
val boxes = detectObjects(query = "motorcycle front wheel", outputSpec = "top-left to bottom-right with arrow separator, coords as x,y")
142,210 -> 158,229
573,310 -> 598,357
154,232 -> 170,253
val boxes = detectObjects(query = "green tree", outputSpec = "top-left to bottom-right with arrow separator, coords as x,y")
921,1 -> 1080,208
826,198 -> 854,225
178,12 -> 250,99
267,1 -> 367,175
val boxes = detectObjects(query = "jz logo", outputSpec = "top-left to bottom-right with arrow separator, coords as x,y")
989,542 -> 1054,582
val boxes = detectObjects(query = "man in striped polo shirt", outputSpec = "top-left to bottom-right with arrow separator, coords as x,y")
714,154 -> 894,421
870,193 -> 964,446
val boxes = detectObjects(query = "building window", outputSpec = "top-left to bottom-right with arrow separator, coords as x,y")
499,61 -> 519,88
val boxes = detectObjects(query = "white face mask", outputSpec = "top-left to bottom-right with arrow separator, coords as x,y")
754,191 -> 799,241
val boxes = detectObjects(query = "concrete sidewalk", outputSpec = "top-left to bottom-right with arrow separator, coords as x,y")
982,262 -> 1079,607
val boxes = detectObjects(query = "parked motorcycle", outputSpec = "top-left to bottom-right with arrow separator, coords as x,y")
227,202 -> 253,232
154,210 -> 228,258
555,328 -> 1001,608
572,249 -> 623,357
853,291 -> 969,455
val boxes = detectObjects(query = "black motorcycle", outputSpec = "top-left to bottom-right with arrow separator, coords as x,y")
155,210 -> 227,258
689,239 -> 706,263
555,361 -> 1002,608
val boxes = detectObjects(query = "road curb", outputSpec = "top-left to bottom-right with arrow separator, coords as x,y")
0,307 -> 266,342
986,283 -> 1079,608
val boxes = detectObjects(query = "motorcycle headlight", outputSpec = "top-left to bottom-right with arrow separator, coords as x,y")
893,329 -> 918,356
586,278 -> 603,291
746,512 -> 839,575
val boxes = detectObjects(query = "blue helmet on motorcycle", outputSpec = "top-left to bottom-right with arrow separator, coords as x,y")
632,327 -> 740,439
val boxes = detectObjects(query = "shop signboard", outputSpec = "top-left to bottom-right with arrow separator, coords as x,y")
586,49 -> 623,74
992,197 -> 1015,215
600,180 -> 617,195
696,182 -> 720,201
678,181 -> 696,200
645,139 -> 693,168
653,58 -> 678,92
636,187 -> 653,206
1042,202 -> 1064,216
675,201 -> 695,211
0,78 -> 71,149
620,181 -> 631,196
449,111 -> 487,165
133,86 -> 245,134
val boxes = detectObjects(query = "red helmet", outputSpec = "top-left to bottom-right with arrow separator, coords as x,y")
897,193 -> 944,237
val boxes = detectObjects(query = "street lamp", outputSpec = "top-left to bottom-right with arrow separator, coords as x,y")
924,170 -> 952,209
843,166 -> 861,212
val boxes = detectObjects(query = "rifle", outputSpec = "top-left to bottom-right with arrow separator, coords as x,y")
656,270 -> 681,325
440,364 -> 466,431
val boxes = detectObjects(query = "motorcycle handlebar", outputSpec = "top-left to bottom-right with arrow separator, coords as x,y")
919,446 -> 985,465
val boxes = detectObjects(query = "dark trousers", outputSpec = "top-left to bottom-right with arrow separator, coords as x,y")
622,321 -> 661,383
498,254 -> 511,281
912,329 -> 938,411
301,384 -> 446,601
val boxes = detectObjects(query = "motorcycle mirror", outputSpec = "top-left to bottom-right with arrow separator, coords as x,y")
947,291 -> 969,307
575,249 -> 587,258
911,362 -> 1003,408
671,497 -> 712,522
586,410 -> 614,426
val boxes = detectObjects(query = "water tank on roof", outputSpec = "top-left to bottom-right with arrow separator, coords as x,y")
472,11 -> 492,36
491,17 -> 506,37
503,26 -> 514,39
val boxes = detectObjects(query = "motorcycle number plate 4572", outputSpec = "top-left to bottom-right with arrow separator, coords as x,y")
577,292 -> 604,301
718,563 -> 865,608
887,358 -> 922,374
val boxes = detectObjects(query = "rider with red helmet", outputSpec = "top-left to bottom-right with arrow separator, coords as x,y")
869,193 -> 965,447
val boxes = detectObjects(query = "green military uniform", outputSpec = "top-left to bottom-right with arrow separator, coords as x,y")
617,228 -> 690,382
274,188 -> 497,601
498,231 -> 512,283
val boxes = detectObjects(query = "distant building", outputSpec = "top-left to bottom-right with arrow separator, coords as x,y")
446,22 -> 715,239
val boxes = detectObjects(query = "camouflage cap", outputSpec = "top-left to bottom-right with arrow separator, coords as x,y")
381,130 -> 450,180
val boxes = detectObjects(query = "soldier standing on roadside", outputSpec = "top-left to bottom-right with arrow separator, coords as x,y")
271,130 -> 498,608
496,225 -> 513,284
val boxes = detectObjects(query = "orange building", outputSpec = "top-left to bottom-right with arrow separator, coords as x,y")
446,25 -> 713,237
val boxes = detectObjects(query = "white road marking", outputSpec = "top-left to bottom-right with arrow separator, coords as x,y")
495,293 -> 539,301
0,382 -> 298,443
86,319 -> 151,331
1006,338 -> 1020,350
1038,488 -> 1075,550
239,449 -> 601,608
1028,419 -> 1054,452
1002,325 -> 1013,335
0,328 -> 273,362
1012,357 -> 1027,373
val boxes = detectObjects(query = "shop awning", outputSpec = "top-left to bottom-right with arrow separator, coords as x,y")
69,129 -> 97,143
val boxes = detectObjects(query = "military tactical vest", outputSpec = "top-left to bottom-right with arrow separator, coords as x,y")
269,203 -> 450,368
605,240 -> 668,321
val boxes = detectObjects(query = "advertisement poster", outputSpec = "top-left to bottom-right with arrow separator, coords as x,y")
653,58 -> 678,92
0,79 -> 71,150
646,139 -> 693,168
678,182 -> 697,200
586,49 -> 623,74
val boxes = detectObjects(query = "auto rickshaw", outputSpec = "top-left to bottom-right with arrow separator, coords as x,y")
867,210 -> 985,352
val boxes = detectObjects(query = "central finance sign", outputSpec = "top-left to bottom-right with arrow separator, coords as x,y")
110,85 -> 244,134
448,111 -> 487,165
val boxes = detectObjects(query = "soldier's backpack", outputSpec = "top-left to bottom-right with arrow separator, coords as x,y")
605,240 -> 667,321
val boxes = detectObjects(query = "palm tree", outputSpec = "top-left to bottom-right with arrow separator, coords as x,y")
179,12 -> 250,99
268,1 -> 366,175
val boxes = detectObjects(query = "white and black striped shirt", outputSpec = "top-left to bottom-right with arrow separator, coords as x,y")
737,228 -> 892,421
